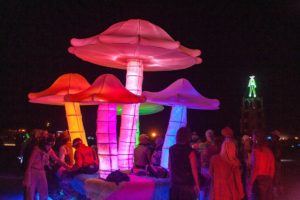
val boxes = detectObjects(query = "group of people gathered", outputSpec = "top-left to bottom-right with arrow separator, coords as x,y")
20,129 -> 99,200
168,126 -> 281,200
20,126 -> 281,200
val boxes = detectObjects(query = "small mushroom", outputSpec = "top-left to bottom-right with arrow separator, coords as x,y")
143,78 -> 220,168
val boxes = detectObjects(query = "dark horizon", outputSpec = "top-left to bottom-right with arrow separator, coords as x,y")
1,1 -> 299,137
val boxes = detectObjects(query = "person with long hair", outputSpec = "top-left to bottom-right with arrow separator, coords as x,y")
169,127 -> 200,200
23,136 -> 71,200
210,139 -> 244,200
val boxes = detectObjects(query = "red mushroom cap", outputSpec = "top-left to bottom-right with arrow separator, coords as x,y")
65,74 -> 146,104
28,73 -> 92,105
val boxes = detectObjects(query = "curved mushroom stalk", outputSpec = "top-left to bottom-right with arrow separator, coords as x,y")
96,103 -> 118,179
118,59 -> 143,170
160,105 -> 187,169
65,102 -> 88,145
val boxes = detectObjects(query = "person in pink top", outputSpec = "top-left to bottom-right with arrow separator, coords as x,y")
248,129 -> 275,200
23,136 -> 71,200
210,139 -> 244,200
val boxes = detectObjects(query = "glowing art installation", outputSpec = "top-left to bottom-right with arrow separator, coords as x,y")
68,19 -> 202,170
28,73 -> 92,145
65,74 -> 145,178
117,103 -> 164,146
143,78 -> 220,168
248,75 -> 257,98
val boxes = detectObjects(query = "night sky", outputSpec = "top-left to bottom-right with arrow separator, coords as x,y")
1,1 -> 299,137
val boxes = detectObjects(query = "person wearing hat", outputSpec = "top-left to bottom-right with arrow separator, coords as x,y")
221,126 -> 239,149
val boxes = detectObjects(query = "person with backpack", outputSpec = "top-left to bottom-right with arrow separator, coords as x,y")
67,138 -> 99,175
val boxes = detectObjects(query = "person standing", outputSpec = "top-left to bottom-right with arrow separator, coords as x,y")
248,129 -> 275,200
210,139 -> 244,200
23,137 -> 70,200
169,127 -> 200,200
201,129 -> 220,200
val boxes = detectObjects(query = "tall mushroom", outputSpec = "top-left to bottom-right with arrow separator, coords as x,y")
117,103 -> 164,146
143,78 -> 220,168
68,19 -> 202,170
65,74 -> 145,178
28,73 -> 92,146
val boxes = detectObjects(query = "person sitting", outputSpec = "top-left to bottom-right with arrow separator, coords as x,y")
147,136 -> 168,178
133,134 -> 153,175
67,138 -> 99,176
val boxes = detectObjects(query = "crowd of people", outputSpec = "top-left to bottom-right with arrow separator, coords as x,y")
19,126 -> 282,200
168,127 -> 281,200
20,129 -> 98,200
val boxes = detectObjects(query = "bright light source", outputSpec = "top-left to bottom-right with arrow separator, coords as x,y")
3,143 -> 16,147
18,129 -> 26,133
294,137 -> 299,140
151,132 -> 157,137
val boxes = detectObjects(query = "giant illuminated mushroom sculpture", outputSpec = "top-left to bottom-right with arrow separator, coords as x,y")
143,78 -> 220,168
68,19 -> 202,170
117,103 -> 164,146
65,74 -> 145,178
28,73 -> 92,145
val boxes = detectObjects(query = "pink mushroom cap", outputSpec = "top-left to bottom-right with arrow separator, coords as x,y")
143,78 -> 220,110
68,19 -> 202,71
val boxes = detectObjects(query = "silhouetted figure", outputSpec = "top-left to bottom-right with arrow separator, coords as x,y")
133,134 -> 153,175
169,127 -> 200,200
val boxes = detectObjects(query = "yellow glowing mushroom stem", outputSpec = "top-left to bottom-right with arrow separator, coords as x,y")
65,102 -> 88,145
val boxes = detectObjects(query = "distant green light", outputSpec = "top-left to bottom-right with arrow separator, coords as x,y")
248,75 -> 257,98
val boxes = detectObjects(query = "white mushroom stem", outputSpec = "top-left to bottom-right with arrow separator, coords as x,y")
160,105 -> 187,169
96,103 -> 118,179
65,102 -> 88,145
118,59 -> 143,170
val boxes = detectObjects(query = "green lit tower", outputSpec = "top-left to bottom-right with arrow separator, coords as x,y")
240,75 -> 266,135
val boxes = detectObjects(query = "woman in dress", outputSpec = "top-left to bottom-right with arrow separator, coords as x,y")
210,139 -> 244,200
